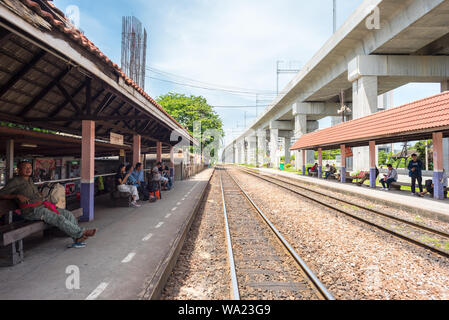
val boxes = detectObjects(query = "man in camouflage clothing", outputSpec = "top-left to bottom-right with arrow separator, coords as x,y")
0,161 -> 97,247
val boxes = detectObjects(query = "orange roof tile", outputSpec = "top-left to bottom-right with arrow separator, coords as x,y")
291,91 -> 449,151
19,0 -> 189,134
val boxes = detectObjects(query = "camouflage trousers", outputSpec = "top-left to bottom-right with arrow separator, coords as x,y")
24,206 -> 85,240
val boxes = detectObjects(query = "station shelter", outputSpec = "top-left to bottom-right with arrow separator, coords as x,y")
291,91 -> 449,200
0,0 -> 198,221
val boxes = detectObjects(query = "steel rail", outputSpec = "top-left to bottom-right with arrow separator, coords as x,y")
241,168 -> 449,238
223,167 -> 335,300
238,168 -> 449,259
219,170 -> 240,300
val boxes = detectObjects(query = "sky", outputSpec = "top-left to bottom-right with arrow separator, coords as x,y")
53,0 -> 441,150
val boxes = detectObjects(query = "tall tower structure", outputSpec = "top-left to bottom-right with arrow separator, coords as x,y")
121,16 -> 148,90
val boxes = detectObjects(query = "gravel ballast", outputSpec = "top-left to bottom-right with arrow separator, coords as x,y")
232,168 -> 449,300
161,174 -> 231,300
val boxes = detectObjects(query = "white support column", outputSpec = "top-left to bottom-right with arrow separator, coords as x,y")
257,130 -> 267,167
352,75 -> 378,171
442,80 -> 449,92
294,114 -> 307,171
306,121 -> 319,165
270,129 -> 279,169
442,81 -> 449,171
247,135 -> 257,166
285,137 -> 292,164
239,141 -> 245,164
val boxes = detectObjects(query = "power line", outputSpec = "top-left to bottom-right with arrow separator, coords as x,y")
147,66 -> 277,95
212,105 -> 270,109
147,76 -> 278,97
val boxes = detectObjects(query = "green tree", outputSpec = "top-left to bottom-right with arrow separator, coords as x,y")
157,93 -> 224,158
378,150 -> 388,166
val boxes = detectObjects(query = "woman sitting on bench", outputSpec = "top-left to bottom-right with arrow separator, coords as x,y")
116,164 -> 140,208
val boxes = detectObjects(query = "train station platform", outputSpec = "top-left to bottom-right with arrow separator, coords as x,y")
247,167 -> 449,223
0,168 -> 214,300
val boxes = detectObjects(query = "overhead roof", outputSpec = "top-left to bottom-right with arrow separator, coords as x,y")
290,91 -> 449,151
0,0 -> 197,151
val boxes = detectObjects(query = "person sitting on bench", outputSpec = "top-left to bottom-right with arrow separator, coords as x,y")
163,165 -> 173,190
324,164 -> 337,179
155,162 -> 169,190
116,164 -> 141,208
418,169 -> 448,198
130,163 -> 149,201
308,163 -> 318,176
0,161 -> 97,248
357,167 -> 380,186
380,164 -> 398,191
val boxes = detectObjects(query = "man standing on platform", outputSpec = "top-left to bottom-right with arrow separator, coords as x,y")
408,154 -> 424,196
0,161 -> 97,248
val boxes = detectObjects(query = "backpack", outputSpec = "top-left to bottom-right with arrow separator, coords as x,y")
148,181 -> 160,193
39,183 -> 66,209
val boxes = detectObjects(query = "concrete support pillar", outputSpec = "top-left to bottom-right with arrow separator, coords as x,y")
302,150 -> 306,176
294,114 -> 307,171
284,137 -> 291,164
441,82 -> 449,171
369,141 -> 377,188
306,121 -> 319,165
247,136 -> 257,166
81,120 -> 95,222
318,148 -> 322,178
133,135 -> 141,168
257,130 -> 267,167
352,76 -> 378,172
5,140 -> 14,183
340,144 -> 347,183
433,132 -> 445,200
233,143 -> 237,164
157,142 -> 163,163
441,80 -> 449,92
239,141 -> 245,164
170,146 -> 175,185
270,129 -> 279,169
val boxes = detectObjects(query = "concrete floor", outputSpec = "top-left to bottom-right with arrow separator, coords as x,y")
0,169 -> 213,300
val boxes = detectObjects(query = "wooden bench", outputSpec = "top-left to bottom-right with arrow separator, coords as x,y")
0,200 -> 82,267
104,179 -> 132,207
390,181 -> 448,197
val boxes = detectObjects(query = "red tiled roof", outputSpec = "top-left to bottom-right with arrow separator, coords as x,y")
19,0 -> 189,133
291,91 -> 449,151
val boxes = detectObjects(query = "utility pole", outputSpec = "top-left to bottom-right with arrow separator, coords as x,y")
333,0 -> 337,33
256,94 -> 259,118
337,89 -> 351,122
244,111 -> 247,128
341,89 -> 344,123
277,60 -> 301,95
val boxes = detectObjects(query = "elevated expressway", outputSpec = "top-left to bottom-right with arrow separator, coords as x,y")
223,0 -> 449,171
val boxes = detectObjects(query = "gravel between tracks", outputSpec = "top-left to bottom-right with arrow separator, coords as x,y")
232,168 -> 449,300
161,174 -> 231,300
255,169 -> 449,234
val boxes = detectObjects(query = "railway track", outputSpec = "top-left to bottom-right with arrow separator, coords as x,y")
237,167 -> 449,259
219,167 -> 335,300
